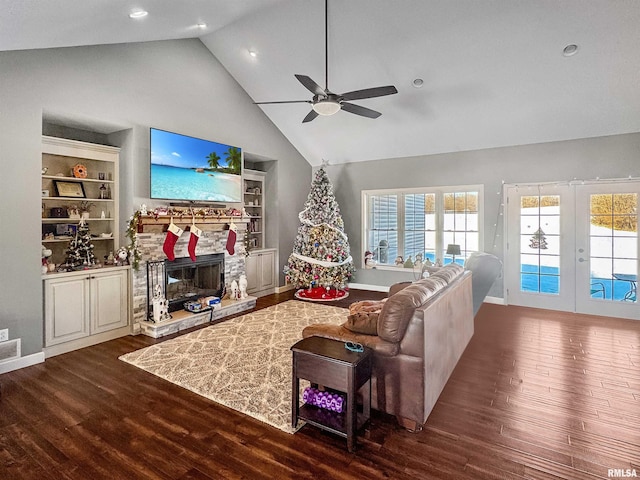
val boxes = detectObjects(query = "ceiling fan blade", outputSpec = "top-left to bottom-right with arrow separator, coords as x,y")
340,85 -> 398,102
302,110 -> 319,123
341,102 -> 382,119
254,100 -> 311,105
295,74 -> 325,96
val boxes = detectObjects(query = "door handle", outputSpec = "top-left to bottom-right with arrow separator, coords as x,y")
578,258 -> 585,262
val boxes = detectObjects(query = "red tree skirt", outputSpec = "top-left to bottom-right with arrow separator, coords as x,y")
294,286 -> 349,302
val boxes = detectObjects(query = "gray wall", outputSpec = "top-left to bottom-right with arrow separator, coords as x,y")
0,39 -> 310,357
327,132 -> 640,296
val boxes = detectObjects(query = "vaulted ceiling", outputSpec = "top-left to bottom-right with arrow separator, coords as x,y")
3,0 -> 639,165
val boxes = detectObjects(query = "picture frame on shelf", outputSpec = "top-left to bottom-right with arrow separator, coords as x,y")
56,224 -> 77,236
53,180 -> 86,198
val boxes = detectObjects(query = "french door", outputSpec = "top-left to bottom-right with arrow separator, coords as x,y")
505,181 -> 639,320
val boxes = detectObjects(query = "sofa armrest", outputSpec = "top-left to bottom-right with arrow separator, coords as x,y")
302,324 -> 400,357
388,281 -> 412,297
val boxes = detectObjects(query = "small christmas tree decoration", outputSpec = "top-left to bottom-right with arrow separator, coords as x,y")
62,219 -> 97,269
529,227 -> 548,249
284,166 -> 355,301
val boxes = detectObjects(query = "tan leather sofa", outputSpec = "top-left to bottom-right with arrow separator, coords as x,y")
302,263 -> 474,431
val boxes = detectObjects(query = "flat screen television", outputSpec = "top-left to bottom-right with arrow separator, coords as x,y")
150,128 -> 242,203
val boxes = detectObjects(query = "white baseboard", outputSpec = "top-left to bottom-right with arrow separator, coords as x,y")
484,296 -> 505,305
347,283 -> 390,293
0,351 -> 45,374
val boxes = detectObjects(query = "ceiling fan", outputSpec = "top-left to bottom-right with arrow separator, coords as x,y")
254,0 -> 398,123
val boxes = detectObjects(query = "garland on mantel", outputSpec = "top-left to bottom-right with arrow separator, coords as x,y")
144,205 -> 244,221
126,206 -> 248,270
126,210 -> 142,270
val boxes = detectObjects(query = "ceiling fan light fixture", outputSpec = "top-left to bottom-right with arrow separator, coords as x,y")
312,100 -> 341,116
129,9 -> 148,19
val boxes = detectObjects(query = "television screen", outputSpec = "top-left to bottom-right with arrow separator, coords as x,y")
150,128 -> 242,203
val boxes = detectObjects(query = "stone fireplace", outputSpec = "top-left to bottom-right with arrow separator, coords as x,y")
131,224 -> 248,334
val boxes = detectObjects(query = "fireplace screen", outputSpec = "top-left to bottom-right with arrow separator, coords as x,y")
164,254 -> 224,312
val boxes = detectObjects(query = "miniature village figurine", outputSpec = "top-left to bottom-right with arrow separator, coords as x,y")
238,274 -> 248,299
364,251 -> 376,269
152,284 -> 170,323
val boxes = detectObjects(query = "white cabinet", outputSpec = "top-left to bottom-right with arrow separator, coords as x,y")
44,267 -> 130,356
243,170 -> 266,250
44,275 -> 90,345
90,270 -> 130,335
245,248 -> 277,297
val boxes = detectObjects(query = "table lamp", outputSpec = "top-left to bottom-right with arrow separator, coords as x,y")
446,244 -> 461,263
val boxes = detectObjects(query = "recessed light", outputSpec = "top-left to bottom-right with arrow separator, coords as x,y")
563,44 -> 579,57
248,50 -> 258,58
129,9 -> 148,19
196,22 -> 207,29
412,78 -> 424,88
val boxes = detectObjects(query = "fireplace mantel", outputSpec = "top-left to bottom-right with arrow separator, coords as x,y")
136,214 -> 250,234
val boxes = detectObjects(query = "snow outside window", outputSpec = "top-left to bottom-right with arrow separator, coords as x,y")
362,185 -> 483,268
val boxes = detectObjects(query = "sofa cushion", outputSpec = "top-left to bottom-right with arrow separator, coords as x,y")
345,312 -> 378,335
378,279 -> 445,343
415,276 -> 448,291
429,263 -> 464,284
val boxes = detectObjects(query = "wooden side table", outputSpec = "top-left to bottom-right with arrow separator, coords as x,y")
291,336 -> 372,452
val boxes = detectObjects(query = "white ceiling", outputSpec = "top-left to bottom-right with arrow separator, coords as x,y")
3,1 -> 640,166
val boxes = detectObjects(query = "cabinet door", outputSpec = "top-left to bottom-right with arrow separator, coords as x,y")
245,254 -> 260,294
90,270 -> 129,334
260,250 -> 276,290
44,277 -> 90,346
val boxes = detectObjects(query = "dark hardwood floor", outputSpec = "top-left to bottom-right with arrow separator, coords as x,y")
1,291 -> 639,479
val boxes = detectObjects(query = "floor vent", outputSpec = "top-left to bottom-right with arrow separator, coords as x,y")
0,339 -> 21,364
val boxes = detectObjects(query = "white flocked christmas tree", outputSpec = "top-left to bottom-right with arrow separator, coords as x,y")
62,219 -> 97,269
284,166 -> 355,300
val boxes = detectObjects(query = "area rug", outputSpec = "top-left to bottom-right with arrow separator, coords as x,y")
119,300 -> 347,434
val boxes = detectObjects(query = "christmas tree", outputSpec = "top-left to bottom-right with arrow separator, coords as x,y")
62,220 -> 97,268
529,227 -> 548,249
284,166 -> 355,301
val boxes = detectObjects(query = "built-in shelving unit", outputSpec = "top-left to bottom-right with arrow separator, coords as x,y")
243,169 -> 266,250
242,168 -> 276,297
41,136 -> 130,357
41,135 -> 120,267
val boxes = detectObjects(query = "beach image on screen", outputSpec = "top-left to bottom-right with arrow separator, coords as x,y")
150,128 -> 242,202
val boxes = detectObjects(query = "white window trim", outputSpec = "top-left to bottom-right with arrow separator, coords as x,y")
361,184 -> 484,269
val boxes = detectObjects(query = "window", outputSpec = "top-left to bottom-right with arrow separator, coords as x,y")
362,185 -> 483,267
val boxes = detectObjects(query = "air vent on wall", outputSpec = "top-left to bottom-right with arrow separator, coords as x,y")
0,338 -> 21,364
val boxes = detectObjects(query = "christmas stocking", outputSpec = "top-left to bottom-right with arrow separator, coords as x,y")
226,222 -> 238,255
188,224 -> 202,262
163,220 -> 183,261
